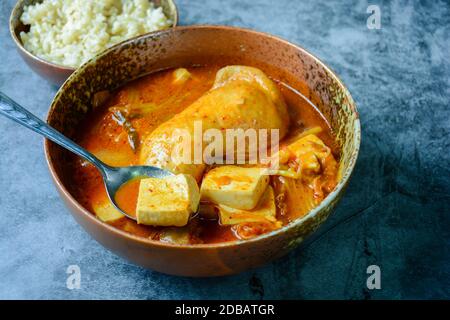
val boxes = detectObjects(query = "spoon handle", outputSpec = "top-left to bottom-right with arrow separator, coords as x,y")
0,91 -> 107,172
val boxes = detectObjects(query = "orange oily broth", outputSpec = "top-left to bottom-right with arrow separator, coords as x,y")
69,65 -> 339,243
114,178 -> 140,218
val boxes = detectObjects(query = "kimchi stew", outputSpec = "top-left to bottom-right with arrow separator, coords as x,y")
68,65 -> 340,244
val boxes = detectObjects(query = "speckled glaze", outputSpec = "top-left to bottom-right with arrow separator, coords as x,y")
45,26 -> 360,277
9,0 -> 178,86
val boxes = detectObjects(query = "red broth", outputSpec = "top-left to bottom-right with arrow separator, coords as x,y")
68,65 -> 339,244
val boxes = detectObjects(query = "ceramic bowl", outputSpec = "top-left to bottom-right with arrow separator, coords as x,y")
45,26 -> 360,277
9,0 -> 178,86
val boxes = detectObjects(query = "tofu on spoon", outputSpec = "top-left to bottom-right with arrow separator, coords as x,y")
136,174 -> 200,226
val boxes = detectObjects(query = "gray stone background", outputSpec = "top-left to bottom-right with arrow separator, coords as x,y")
0,0 -> 449,299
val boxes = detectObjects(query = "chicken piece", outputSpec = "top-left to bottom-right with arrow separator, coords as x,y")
140,66 -> 290,180
286,134 -> 331,174
270,133 -> 333,178
270,133 -> 339,218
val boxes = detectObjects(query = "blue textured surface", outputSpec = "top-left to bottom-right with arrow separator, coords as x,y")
0,0 -> 449,299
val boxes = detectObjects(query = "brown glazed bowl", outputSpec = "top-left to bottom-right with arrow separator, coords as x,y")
45,26 -> 360,277
9,0 -> 178,86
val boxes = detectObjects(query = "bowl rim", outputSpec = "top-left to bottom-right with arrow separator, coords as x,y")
9,0 -> 179,72
45,25 -> 361,250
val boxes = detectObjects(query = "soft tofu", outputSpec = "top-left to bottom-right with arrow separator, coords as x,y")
200,166 -> 269,210
136,174 -> 200,226
219,186 -> 277,225
93,200 -> 124,222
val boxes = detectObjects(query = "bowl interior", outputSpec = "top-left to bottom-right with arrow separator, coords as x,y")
46,26 -> 360,246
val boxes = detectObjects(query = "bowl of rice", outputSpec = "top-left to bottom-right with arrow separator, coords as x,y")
9,0 -> 178,85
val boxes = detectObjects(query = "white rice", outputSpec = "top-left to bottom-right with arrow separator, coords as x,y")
20,0 -> 172,68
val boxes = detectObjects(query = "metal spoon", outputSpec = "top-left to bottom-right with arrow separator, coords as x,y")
0,92 -> 173,220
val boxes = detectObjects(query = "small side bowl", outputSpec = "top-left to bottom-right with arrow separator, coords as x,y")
46,26 -> 360,277
9,0 -> 178,86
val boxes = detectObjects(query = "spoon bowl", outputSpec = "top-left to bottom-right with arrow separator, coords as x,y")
103,165 -> 173,219
0,91 -> 172,221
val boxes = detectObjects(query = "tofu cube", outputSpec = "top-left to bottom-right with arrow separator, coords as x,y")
219,186 -> 277,225
136,174 -> 200,226
200,166 -> 269,210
